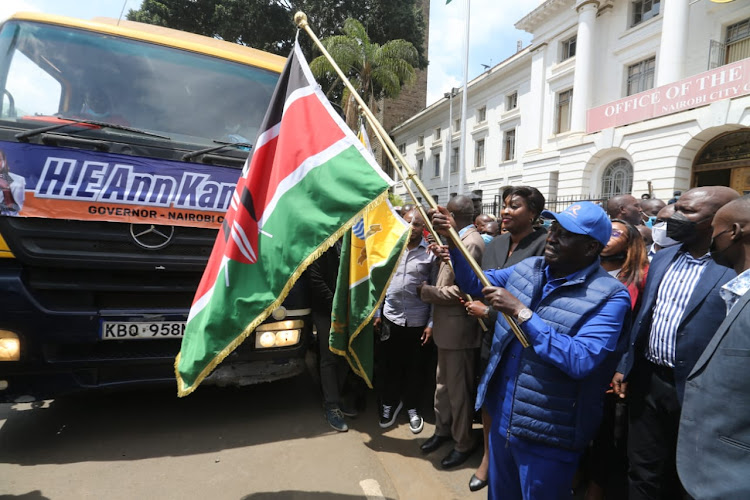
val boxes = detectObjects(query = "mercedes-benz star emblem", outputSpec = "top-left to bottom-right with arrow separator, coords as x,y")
130,223 -> 175,250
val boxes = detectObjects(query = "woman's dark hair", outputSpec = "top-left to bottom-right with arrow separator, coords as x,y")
501,186 -> 546,218
610,219 -> 648,288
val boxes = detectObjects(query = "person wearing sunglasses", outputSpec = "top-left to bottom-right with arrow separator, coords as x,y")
601,220 -> 650,309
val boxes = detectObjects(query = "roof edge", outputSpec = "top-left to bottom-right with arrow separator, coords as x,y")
515,0 -> 573,33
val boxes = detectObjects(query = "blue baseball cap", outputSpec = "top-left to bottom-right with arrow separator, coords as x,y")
541,202 -> 612,246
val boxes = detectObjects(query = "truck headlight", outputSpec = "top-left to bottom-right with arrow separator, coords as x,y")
254,320 -> 303,349
0,331 -> 20,361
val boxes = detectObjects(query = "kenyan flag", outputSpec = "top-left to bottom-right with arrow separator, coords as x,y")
175,38 -> 392,396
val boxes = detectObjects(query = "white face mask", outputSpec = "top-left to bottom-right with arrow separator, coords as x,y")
652,221 -> 679,248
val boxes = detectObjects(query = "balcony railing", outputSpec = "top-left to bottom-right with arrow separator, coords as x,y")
708,37 -> 750,70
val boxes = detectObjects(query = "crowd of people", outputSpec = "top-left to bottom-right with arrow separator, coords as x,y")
309,184 -> 749,499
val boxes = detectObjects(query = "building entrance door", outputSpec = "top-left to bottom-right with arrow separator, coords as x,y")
695,168 -> 731,188
692,129 -> 750,195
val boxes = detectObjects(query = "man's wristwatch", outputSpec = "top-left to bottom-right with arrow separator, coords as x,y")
516,308 -> 533,325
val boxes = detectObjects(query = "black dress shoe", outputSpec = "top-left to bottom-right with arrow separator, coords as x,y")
420,434 -> 450,454
469,473 -> 488,492
441,448 -> 473,469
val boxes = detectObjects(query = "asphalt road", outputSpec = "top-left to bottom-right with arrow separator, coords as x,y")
0,375 -> 485,500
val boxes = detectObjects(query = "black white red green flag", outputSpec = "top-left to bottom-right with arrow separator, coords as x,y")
175,38 -> 392,396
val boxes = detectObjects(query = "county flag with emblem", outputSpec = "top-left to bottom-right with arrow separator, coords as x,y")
175,37 -> 393,396
330,198 -> 409,387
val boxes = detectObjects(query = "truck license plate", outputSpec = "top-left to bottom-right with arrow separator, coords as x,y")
101,321 -> 186,340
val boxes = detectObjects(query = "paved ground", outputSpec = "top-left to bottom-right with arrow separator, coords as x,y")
0,375 -> 486,500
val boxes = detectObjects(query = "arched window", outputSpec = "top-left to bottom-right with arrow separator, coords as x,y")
601,159 -> 633,198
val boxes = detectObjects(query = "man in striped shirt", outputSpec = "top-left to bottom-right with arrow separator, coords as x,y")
612,186 -> 738,499
373,209 -> 438,434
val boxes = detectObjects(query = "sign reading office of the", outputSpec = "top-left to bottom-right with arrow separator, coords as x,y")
587,57 -> 750,134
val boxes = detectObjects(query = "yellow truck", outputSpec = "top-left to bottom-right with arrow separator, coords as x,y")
0,13 -> 314,401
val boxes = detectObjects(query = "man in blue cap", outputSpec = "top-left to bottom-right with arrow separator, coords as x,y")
431,201 -> 631,500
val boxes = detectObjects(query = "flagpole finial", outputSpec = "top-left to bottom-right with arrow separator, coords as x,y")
294,12 -> 308,28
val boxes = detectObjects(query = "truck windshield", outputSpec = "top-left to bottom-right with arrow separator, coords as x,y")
0,20 -> 279,147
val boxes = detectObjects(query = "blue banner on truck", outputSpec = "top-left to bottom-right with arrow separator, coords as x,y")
0,140 -> 243,228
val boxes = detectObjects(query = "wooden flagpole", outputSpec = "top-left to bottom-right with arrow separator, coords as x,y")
294,12 -> 529,347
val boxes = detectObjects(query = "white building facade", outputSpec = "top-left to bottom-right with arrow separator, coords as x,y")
391,0 -> 750,211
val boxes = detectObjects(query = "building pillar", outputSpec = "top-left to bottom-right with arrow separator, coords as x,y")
656,0 -> 689,86
570,0 -> 598,133
527,43 -> 547,151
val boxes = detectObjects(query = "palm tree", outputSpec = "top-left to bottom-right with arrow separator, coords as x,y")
310,18 -> 418,128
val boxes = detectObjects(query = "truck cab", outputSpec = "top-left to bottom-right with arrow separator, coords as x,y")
0,13 -> 313,402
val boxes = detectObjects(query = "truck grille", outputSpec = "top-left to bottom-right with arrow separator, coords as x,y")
0,217 -> 216,311
44,338 -> 184,362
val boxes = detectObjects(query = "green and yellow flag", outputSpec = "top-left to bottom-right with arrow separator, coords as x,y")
330,198 -> 409,387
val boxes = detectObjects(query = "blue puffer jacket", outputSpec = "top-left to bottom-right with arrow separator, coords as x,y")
479,257 -> 629,451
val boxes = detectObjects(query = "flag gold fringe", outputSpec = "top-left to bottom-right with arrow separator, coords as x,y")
328,223 -> 410,388
175,189 -> 391,397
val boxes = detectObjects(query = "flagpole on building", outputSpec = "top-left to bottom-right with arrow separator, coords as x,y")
295,12 -> 528,347
457,0 -> 470,195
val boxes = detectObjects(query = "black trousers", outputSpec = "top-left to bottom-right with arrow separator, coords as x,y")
587,392 -> 628,499
379,317 -> 427,411
627,362 -> 691,500
314,310 -> 349,408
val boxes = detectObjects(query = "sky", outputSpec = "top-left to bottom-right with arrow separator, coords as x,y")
426,0 -> 542,105
1,0 -> 544,107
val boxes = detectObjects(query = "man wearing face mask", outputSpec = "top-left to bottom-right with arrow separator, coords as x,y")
676,195 -> 750,499
648,204 -> 680,261
640,198 -> 667,227
612,186 -> 739,499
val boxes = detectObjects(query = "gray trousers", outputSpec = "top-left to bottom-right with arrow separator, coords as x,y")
434,347 -> 477,453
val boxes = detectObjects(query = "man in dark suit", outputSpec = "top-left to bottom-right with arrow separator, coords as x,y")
677,195 -> 750,499
611,186 -> 739,499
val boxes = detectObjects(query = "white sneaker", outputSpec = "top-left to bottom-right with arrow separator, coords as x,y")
408,408 -> 424,434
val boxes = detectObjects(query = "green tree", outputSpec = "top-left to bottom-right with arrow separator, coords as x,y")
309,18 -> 418,127
126,0 -> 427,69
